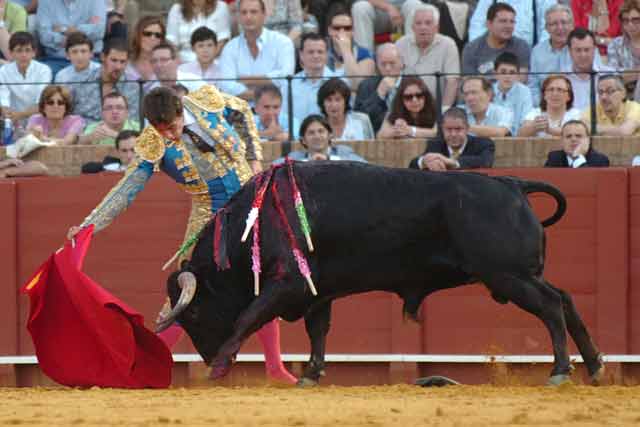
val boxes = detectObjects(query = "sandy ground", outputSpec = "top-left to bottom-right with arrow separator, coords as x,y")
1,385 -> 640,426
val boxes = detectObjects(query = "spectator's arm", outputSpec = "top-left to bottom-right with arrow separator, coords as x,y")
74,3 -> 106,43
216,42 -> 249,96
0,160 -> 48,178
264,37 -> 296,82
36,3 -> 65,50
376,118 -> 395,139
354,80 -> 388,132
286,0 -> 304,40
597,118 -> 640,136
469,124 -> 510,138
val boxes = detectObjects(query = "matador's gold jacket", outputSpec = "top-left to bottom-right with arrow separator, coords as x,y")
80,84 -> 262,247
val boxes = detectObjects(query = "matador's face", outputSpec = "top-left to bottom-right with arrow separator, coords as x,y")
154,115 -> 185,141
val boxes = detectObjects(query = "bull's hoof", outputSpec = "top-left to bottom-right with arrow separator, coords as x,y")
208,357 -> 233,380
296,377 -> 319,387
547,374 -> 572,386
414,376 -> 461,387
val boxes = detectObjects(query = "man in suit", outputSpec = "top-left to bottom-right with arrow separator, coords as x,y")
544,120 -> 610,168
408,106 -> 495,171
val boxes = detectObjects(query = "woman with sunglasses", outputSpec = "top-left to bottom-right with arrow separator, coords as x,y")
167,0 -> 231,63
377,76 -> 437,140
608,0 -> 640,98
318,77 -> 374,141
126,15 -> 166,92
26,85 -> 85,145
518,75 -> 581,137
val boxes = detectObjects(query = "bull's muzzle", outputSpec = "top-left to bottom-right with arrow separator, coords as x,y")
155,271 -> 197,333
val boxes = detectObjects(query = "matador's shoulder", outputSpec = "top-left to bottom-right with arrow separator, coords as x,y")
134,125 -> 166,163
183,84 -> 226,113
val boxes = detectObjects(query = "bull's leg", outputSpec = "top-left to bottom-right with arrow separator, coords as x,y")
483,274 -> 573,384
298,301 -> 332,387
546,282 -> 605,384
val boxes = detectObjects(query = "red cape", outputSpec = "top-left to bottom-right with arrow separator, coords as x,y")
21,226 -> 173,388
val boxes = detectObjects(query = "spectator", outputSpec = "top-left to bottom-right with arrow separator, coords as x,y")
0,0 -> 27,63
582,74 -> 640,136
167,0 -> 231,63
274,114 -> 367,163
291,32 -> 345,123
460,76 -> 513,137
81,129 -> 139,173
36,0 -> 106,76
529,4 -> 577,106
519,75 -> 582,137
562,28 -> 613,110
150,41 -> 204,92
354,43 -> 402,133
571,0 -> 623,50
125,15 -> 165,93
73,38 -> 141,124
218,0 -> 295,100
608,0 -> 640,100
409,106 -> 495,171
462,2 -> 530,76
318,77 -> 374,141
469,0 -> 556,46
377,76 -> 437,139
325,2 -> 375,89
0,157 -> 48,178
253,83 -> 299,142
263,0 -> 304,42
351,0 -> 424,52
55,32 -> 100,93
545,119 -> 610,167
178,26 -> 221,81
492,52 -> 533,136
26,84 -> 85,145
0,31 -> 51,130
395,3 -> 460,108
77,92 -> 140,145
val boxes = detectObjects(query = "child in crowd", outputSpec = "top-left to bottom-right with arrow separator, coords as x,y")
0,31 -> 51,131
177,26 -> 220,82
54,32 -> 100,90
491,52 -> 533,137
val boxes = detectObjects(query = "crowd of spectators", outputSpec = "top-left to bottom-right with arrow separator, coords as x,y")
4,0 -> 640,176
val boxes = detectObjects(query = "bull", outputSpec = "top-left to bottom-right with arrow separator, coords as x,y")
156,162 -> 605,386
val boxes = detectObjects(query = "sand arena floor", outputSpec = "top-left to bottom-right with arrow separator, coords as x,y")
1,384 -> 640,426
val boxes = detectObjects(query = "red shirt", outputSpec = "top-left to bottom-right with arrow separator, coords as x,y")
571,0 -> 623,38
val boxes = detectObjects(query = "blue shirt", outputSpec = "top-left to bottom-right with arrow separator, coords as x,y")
469,0 -> 556,47
288,67 -> 345,122
462,102 -> 514,135
36,0 -> 106,58
492,81 -> 533,135
254,112 -> 300,140
217,28 -> 295,96
327,43 -> 372,74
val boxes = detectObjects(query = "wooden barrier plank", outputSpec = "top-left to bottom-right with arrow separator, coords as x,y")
628,168 -> 640,353
0,181 -> 16,355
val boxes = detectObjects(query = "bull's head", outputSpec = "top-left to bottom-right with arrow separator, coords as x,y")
156,261 -> 244,365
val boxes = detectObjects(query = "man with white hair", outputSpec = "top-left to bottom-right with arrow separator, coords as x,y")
354,43 -> 404,132
395,3 -> 459,107
351,0 -> 425,52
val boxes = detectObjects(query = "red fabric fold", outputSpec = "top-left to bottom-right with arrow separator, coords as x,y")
21,226 -> 173,388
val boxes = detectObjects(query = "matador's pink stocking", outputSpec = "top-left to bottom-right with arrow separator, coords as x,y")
257,318 -> 297,384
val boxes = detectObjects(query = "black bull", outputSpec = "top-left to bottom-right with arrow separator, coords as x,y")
157,162 -> 604,385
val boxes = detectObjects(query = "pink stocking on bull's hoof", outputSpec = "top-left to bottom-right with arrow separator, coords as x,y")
257,318 -> 297,384
209,355 -> 234,379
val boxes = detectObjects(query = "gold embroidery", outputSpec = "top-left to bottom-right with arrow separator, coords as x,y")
135,126 -> 166,163
183,85 -> 225,113
182,168 -> 199,182
179,194 -> 213,262
179,181 -> 209,194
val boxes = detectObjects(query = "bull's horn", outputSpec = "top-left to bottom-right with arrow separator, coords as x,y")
155,272 -> 197,333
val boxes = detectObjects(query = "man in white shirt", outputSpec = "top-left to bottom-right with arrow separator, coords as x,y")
149,41 -> 204,94
217,0 -> 295,101
0,31 -> 51,129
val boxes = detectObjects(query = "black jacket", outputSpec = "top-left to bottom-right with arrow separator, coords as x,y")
354,76 -> 388,133
544,149 -> 610,168
408,135 -> 496,169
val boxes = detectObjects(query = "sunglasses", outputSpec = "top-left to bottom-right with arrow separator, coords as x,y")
45,99 -> 66,106
403,93 -> 425,101
142,30 -> 164,39
331,25 -> 353,31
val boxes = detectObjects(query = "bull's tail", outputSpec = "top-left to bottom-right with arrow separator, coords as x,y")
495,176 -> 567,227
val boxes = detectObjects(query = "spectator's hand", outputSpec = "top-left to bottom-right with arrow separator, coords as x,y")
377,76 -> 397,99
425,158 -> 447,171
392,119 -> 411,137
3,108 -> 19,121
65,26 -> 78,35
30,125 -> 44,140
385,4 -> 403,28
66,226 -> 81,242
260,120 -> 284,140
1,158 -> 24,168
89,15 -> 101,25
420,153 -> 446,170
333,35 -> 352,58
534,115 -> 549,132
572,139 -> 590,158
310,152 -> 328,161
94,123 -> 118,140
